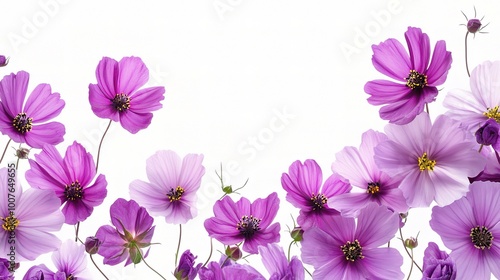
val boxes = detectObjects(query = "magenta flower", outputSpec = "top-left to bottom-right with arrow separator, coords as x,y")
174,250 -> 201,280
301,203 -> 403,279
0,168 -> 64,261
0,258 -> 13,279
364,27 -> 452,125
204,193 -> 280,254
26,141 -> 108,225
374,113 -> 485,207
129,150 -> 205,224
430,181 -> 500,279
329,130 -> 408,217
95,198 -> 155,266
258,243 -> 304,280
89,56 -> 165,134
422,242 -> 456,280
281,159 -> 351,229
0,71 -> 65,148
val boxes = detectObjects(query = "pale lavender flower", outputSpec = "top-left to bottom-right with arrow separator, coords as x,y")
422,242 -> 456,280
198,260 -> 265,280
259,243 -> 304,280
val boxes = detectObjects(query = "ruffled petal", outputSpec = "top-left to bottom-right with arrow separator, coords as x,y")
118,110 -> 153,134
24,122 -> 65,149
404,27 -> 430,73
0,71 -> 28,117
371,38 -> 410,81
129,86 -> 165,113
117,56 -> 149,95
426,40 -> 452,85
95,57 -> 118,98
24,83 -> 65,122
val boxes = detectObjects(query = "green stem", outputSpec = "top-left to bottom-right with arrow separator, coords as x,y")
75,222 -> 80,242
465,31 -> 471,77
287,241 -> 294,262
407,248 -> 414,280
90,254 -> 110,280
134,243 -> 166,280
202,238 -> 213,267
175,224 -> 182,267
95,120 -> 112,173
0,139 -> 12,164
399,227 -> 422,272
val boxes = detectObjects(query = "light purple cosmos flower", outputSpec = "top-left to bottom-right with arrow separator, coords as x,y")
301,203 -> 403,279
364,27 -> 452,125
258,243 -> 304,280
174,250 -> 201,280
129,150 -> 205,224
329,130 -> 408,217
26,141 -> 108,225
198,260 -> 265,280
0,168 -> 64,261
374,112 -> 485,207
281,159 -> 351,229
204,192 -> 280,254
469,148 -> 500,183
88,56 -> 165,134
422,242 -> 456,280
430,181 -> 500,279
95,198 -> 155,266
0,71 -> 65,148
444,61 -> 500,133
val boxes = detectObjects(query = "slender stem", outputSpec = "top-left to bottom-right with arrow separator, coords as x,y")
202,238 -> 213,267
425,103 -> 429,114
465,31 -> 471,77
175,224 -> 182,267
0,139 -> 12,164
407,248 -> 414,280
75,222 -> 80,242
134,244 -> 166,280
95,120 -> 112,173
478,144 -> 484,153
90,254 -> 110,280
304,266 -> 312,277
399,227 -> 422,272
287,241 -> 294,262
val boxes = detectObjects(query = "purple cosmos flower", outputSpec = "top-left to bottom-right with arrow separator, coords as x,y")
0,71 -> 65,148
95,198 -> 155,266
329,129 -> 408,217
281,159 -> 350,229
204,192 -> 280,254
301,203 -> 403,279
0,56 -> 8,67
198,260 -> 265,280
0,258 -> 14,279
430,181 -> 500,279
129,150 -> 205,224
475,118 -> 500,148
374,112 -> 485,207
26,141 -> 107,225
0,168 -> 64,261
258,243 -> 304,280
174,250 -> 201,280
444,61 -> 500,133
88,56 -> 165,134
364,27 -> 452,125
422,242 -> 456,280
23,264 -> 54,280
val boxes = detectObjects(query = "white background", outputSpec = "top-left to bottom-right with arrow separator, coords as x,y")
1,0 -> 500,279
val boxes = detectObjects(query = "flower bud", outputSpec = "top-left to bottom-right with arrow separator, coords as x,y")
467,18 -> 482,33
290,226 -> 304,242
225,246 -> 242,261
15,147 -> 30,159
0,56 -> 8,67
85,236 -> 102,255
475,119 -> 499,146
405,237 -> 418,249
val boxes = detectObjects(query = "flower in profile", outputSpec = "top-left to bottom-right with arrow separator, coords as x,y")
84,236 -> 102,255
0,71 -> 65,148
204,192 -> 280,254
258,243 -> 304,280
174,250 -> 201,280
23,264 -> 53,280
281,159 -> 351,229
301,203 -> 403,279
422,242 -> 456,280
95,198 -> 155,266
26,141 -> 108,225
329,130 -> 408,217
364,27 -> 452,125
129,150 -> 205,224
88,56 -> 165,134
0,56 -> 8,67
475,118 -> 500,149
444,61 -> 500,133
374,113 -> 485,207
0,168 -> 64,261
430,181 -> 500,279
0,257 -> 13,279
198,259 -> 265,280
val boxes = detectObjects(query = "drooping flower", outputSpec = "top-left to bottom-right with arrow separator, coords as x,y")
258,243 -> 305,280
198,258 -> 265,280
26,141 -> 107,225
204,192 -> 280,254
430,181 -> 500,279
444,61 -> 500,133
0,168 -> 64,261
129,150 -> 205,224
88,56 -> 165,134
174,250 -> 201,280
281,159 -> 350,229
95,198 -> 155,266
0,71 -> 65,148
329,129 -> 408,217
422,242 -> 456,280
364,27 -> 452,125
301,203 -> 404,279
374,112 -> 485,207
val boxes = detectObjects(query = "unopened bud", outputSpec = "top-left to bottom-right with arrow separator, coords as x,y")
225,246 -> 242,261
405,237 -> 418,249
291,226 -> 304,242
85,236 -> 102,255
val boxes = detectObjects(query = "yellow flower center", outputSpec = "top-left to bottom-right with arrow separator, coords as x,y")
483,106 -> 500,123
405,70 -> 428,89
418,152 -> 436,171
167,186 -> 185,202
1,212 -> 19,232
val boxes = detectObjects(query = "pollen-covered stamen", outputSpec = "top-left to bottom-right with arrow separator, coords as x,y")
470,226 -> 493,249
405,70 -> 428,89
483,106 -> 500,123
310,193 -> 327,211
66,274 -> 75,280
64,181 -> 83,201
1,212 -> 19,232
13,112 -> 33,133
167,186 -> 185,202
367,182 -> 380,194
418,152 -> 436,171
236,215 -> 261,238
111,93 -> 131,112
341,239 -> 364,262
